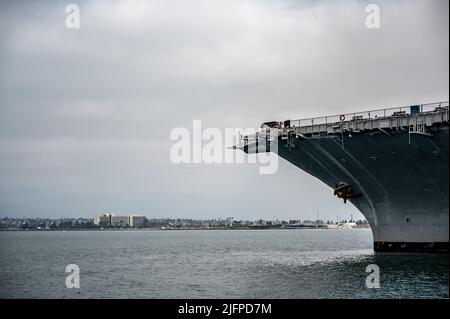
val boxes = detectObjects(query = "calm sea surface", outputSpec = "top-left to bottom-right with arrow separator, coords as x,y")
0,229 -> 448,299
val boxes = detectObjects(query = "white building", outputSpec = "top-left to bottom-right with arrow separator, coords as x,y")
93,213 -> 147,228
93,214 -> 111,227
128,215 -> 146,228
341,222 -> 357,229
110,214 -> 129,227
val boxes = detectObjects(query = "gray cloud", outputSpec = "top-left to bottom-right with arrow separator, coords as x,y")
0,0 -> 448,220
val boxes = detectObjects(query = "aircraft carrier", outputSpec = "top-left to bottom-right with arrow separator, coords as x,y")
237,101 -> 449,253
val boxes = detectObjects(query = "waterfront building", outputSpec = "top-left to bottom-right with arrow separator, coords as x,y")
110,215 -> 129,227
128,215 -> 146,228
93,214 -> 111,227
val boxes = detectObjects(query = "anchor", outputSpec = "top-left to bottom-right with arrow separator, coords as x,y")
333,182 -> 362,203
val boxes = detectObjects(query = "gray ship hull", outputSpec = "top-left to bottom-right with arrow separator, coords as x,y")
276,125 -> 448,253
240,105 -> 449,253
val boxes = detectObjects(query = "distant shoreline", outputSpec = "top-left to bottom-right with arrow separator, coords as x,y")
0,227 -> 371,232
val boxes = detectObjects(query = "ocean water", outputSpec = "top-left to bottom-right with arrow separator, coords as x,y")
0,229 -> 448,299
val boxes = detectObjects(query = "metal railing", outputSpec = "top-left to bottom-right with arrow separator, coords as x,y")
238,101 -> 449,147
287,101 -> 449,129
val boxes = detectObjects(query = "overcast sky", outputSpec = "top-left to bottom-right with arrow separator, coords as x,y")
0,0 -> 448,221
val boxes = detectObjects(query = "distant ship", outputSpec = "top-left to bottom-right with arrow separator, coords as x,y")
236,101 -> 449,253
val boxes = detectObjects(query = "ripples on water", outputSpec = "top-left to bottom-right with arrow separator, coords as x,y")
0,229 -> 447,298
